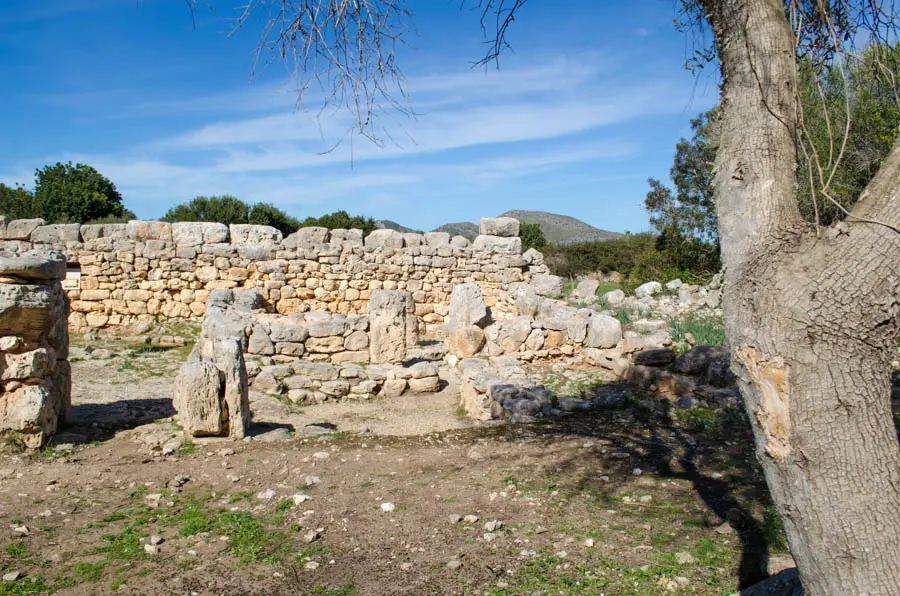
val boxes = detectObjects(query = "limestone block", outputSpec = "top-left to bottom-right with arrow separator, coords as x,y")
569,279 -> 600,304
4,219 -> 45,241
472,235 -> 521,253
284,227 -> 329,249
31,224 -> 81,245
368,289 -> 412,364
424,232 -> 451,249
585,314 -> 622,349
479,217 -> 520,237
531,274 -> 564,297
229,224 -> 282,245
634,281 -> 663,299
450,235 -> 470,249
365,229 -> 404,250
81,224 -> 127,241
330,228 -> 364,248
0,252 -> 65,281
172,222 -> 229,246
127,220 -> 172,241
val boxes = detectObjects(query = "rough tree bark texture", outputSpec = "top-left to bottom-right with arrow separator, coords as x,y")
703,0 -> 900,593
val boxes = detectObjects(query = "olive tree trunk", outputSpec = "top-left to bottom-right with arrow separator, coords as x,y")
702,0 -> 900,593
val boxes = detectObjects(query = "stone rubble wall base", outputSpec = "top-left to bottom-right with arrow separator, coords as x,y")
0,251 -> 71,448
0,217 -> 549,337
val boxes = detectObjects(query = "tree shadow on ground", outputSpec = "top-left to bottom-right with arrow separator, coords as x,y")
485,383 -> 779,590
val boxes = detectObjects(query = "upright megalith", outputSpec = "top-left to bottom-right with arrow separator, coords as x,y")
0,251 -> 70,448
446,284 -> 491,359
368,290 -> 416,364
173,289 -> 256,439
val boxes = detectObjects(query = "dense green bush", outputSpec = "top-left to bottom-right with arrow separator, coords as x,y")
162,196 -> 301,236
248,202 -> 302,234
301,210 -> 377,236
544,228 -> 720,286
520,222 -> 547,251
0,183 -> 37,220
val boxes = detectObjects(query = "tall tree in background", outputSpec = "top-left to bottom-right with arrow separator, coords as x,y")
0,183 -> 37,221
216,1 -> 899,591
645,108 -> 719,242
33,162 -> 126,224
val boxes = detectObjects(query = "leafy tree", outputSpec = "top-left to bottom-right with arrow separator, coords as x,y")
0,183 -> 37,220
32,162 -> 125,223
645,108 -> 719,243
248,202 -> 302,235
302,210 -> 377,236
161,195 -> 302,236
161,195 -> 251,227
519,222 -> 546,251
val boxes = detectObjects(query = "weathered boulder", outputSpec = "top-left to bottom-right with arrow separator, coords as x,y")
172,222 -> 229,246
674,345 -> 729,375
330,228 -> 364,248
632,348 -> 676,366
127,220 -> 172,241
531,274 -> 564,297
3,219 -> 45,241
634,281 -> 663,299
569,279 -> 600,304
229,224 -> 282,245
424,232 -> 451,249
472,235 -> 521,253
450,235 -> 470,249
365,229 -> 404,250
368,290 -> 414,364
31,224 -> 80,245
451,325 -> 486,358
284,227 -> 328,249
603,289 -> 626,306
510,283 -> 542,316
174,338 -> 250,438
585,314 -> 622,349
80,223 -> 127,241
448,284 -> 489,329
496,316 -> 533,354
479,217 -> 520,237
173,290 -> 255,438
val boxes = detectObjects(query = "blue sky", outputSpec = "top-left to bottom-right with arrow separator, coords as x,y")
0,0 -> 719,233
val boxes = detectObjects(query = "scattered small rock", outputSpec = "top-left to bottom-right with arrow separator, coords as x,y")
380,502 -> 396,512
446,559 -> 463,571
256,489 -> 277,500
463,514 -> 479,524
675,552 -> 697,565
2,571 -> 21,583
484,520 -> 503,532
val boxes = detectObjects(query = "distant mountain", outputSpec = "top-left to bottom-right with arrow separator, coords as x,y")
375,219 -> 418,234
498,210 -> 621,245
433,221 -> 478,240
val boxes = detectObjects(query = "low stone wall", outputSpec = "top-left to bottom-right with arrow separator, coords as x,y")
0,252 -> 71,447
0,217 -> 547,335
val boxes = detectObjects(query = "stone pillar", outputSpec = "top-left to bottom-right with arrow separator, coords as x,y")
446,284 -> 490,359
368,290 -> 415,364
0,252 -> 70,448
173,290 -> 255,439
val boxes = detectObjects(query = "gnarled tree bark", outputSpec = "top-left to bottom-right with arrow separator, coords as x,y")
703,0 -> 900,593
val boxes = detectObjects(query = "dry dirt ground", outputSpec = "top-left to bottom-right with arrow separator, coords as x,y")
0,331 -> 806,596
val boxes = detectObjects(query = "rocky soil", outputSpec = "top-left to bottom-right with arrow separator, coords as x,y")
0,330 -> 813,596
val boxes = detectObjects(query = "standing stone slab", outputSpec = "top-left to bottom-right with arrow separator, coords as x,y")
368,290 -> 414,364
446,284 -> 490,358
173,290 -> 256,438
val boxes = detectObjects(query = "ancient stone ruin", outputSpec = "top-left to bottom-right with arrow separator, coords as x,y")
0,214 -> 732,444
0,251 -> 71,447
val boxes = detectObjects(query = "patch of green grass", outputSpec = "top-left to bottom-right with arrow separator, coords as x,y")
276,499 -> 293,513
542,372 -> 605,397
98,527 -> 144,561
175,440 -> 196,456
669,314 -> 726,348
0,575 -> 60,596
72,561 -> 106,583
303,586 -> 355,596
761,505 -> 789,552
4,542 -> 28,560
613,308 -> 632,326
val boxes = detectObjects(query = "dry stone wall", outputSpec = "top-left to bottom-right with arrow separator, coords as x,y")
0,217 -> 546,335
0,252 -> 71,447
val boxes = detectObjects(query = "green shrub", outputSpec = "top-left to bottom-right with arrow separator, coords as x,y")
162,196 -> 301,236
520,222 -> 547,251
301,210 -> 377,236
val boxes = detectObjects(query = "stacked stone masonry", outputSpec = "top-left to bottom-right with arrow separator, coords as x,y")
0,251 -> 71,447
0,217 -> 546,335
